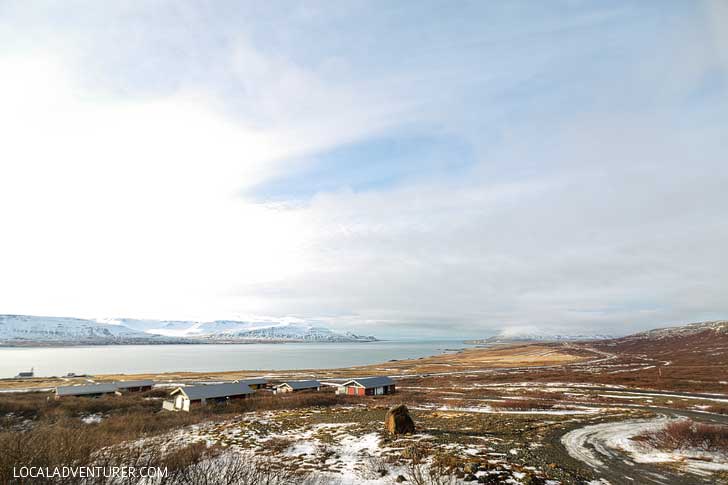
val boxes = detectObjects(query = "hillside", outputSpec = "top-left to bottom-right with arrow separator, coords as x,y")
516,320 -> 728,393
0,315 -> 179,345
608,320 -> 728,346
0,315 -> 377,345
217,324 -> 377,342
594,320 -> 728,369
467,331 -> 614,345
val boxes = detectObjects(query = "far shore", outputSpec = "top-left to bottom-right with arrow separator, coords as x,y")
0,338 -> 383,348
0,343 -> 585,391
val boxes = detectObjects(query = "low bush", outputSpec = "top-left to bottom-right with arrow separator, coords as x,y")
522,390 -> 565,401
202,391 -> 357,414
634,419 -> 728,452
706,405 -> 728,415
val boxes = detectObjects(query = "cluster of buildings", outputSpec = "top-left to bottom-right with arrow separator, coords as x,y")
53,376 -> 396,412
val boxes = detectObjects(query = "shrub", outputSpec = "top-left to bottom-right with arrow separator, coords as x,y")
201,392 -> 355,414
404,444 -> 458,485
634,419 -> 728,452
522,390 -> 565,401
706,405 -> 728,415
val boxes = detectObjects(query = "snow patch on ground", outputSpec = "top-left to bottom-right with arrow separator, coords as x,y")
427,404 -> 603,415
562,417 -> 728,477
81,414 -> 103,424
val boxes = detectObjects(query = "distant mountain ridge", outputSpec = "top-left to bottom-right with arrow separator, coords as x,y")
592,321 -> 728,372
0,315 -> 180,345
217,324 -> 376,342
467,331 -> 615,345
0,314 -> 378,346
467,320 -> 728,346
615,320 -> 728,342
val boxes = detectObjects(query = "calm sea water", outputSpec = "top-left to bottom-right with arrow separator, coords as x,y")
0,340 -> 471,378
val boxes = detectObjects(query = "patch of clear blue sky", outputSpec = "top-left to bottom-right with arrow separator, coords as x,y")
250,133 -> 475,200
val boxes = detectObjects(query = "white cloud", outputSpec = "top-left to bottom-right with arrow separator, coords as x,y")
0,2 -> 727,338
0,54 -> 308,319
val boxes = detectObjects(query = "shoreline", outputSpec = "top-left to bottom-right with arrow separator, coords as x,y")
0,342 -> 582,391
0,340 -> 470,381
0,338 -> 384,348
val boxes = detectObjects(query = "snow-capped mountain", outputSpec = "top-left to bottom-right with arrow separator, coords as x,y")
112,318 -> 377,342
218,324 -> 377,342
615,320 -> 728,342
0,315 -> 378,345
468,330 -> 615,344
0,315 -> 178,345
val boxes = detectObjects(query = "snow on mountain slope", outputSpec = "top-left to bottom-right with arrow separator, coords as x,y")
0,315 -> 378,344
0,315 -> 173,344
220,323 -> 377,342
468,331 -> 615,344
617,320 -> 728,342
193,320 -> 271,336
109,317 -> 377,341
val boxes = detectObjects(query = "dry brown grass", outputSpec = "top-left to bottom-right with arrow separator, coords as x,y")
1,429 -> 320,485
706,405 -> 728,415
633,419 -> 728,452
201,390 -> 359,414
489,399 -> 554,410
522,390 -> 565,400
0,388 -> 368,484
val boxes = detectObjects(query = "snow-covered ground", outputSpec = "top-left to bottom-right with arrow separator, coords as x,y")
562,417 -> 728,477
414,403 -> 604,415
134,409 -> 557,485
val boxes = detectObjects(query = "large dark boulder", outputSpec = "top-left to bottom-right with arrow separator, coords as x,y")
385,404 -> 415,435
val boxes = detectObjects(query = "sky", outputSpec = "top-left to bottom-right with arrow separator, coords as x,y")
0,1 -> 727,338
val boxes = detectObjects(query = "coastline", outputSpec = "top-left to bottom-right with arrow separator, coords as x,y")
0,342 -> 582,391
0,338 -> 382,348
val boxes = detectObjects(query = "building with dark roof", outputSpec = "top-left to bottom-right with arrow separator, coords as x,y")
338,377 -> 395,396
116,380 -> 154,392
16,368 -> 34,379
165,382 -> 255,411
235,377 -> 268,389
274,380 -> 321,394
55,383 -> 119,399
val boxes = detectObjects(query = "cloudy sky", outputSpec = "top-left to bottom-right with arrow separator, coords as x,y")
1,1 -> 726,337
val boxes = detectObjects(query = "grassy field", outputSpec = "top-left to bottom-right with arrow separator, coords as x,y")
2,340 -> 728,484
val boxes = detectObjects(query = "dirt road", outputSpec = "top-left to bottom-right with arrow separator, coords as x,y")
556,404 -> 728,485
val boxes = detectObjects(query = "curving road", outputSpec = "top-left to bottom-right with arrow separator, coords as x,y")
557,405 -> 728,485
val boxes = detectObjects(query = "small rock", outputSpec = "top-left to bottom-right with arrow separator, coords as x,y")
395,475 -> 407,483
464,474 -> 477,482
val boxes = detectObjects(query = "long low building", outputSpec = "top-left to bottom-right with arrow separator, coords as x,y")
116,380 -> 154,392
236,378 -> 268,389
274,380 -> 321,394
337,377 -> 395,396
165,382 -> 255,411
55,383 -> 119,399
55,380 -> 155,399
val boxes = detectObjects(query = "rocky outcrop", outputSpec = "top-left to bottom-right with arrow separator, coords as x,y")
385,404 -> 415,435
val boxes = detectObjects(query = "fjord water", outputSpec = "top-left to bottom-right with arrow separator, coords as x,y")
0,340 -> 470,378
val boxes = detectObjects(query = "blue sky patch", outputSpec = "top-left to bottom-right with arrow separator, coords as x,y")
250,133 -> 475,201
